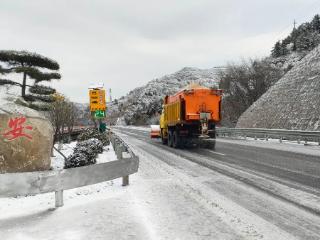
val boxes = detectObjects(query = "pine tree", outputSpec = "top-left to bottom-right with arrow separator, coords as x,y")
0,50 -> 61,109
280,41 -> 289,55
271,14 -> 320,57
271,41 -> 282,57
312,14 -> 320,32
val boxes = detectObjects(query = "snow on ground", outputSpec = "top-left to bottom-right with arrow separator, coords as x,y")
0,179 -> 126,240
0,146 -> 289,240
217,137 -> 320,157
116,132 -> 299,239
116,125 -> 150,132
96,144 -> 117,164
117,132 -> 320,239
51,142 -> 77,170
51,141 -> 117,170
0,140 -> 122,240
1,131 -> 319,239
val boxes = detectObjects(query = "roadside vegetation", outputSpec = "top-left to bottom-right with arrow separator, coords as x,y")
47,94 -> 77,144
218,14 -> 320,127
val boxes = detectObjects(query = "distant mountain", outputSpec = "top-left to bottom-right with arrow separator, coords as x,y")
73,102 -> 92,126
237,44 -> 320,130
107,67 -> 223,125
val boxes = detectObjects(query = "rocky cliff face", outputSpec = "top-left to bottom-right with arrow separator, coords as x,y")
107,67 -> 222,125
237,45 -> 320,130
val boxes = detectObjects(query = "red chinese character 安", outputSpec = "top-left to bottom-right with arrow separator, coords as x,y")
3,117 -> 33,141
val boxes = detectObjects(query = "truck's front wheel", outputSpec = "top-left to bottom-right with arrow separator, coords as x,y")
173,130 -> 181,148
161,129 -> 167,145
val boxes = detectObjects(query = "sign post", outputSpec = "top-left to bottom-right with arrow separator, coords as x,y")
89,87 -> 107,131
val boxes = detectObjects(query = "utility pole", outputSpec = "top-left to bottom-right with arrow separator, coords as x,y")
293,19 -> 297,51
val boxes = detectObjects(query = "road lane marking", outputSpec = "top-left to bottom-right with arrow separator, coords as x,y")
208,150 -> 226,156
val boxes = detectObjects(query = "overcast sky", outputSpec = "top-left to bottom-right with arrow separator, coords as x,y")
1,0 -> 320,103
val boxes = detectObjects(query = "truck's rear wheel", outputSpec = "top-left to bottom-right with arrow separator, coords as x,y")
168,130 -> 173,147
173,130 -> 180,148
161,129 -> 167,145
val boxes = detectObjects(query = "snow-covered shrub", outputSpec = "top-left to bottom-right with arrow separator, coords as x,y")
64,152 -> 94,169
77,128 -> 110,146
64,138 -> 104,169
76,138 -> 104,154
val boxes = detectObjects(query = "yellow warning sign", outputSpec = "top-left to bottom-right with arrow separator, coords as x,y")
89,89 -> 106,111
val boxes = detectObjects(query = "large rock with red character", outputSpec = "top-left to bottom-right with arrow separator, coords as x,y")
0,102 -> 53,173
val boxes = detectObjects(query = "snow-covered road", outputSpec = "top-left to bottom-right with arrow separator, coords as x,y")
115,127 -> 320,239
1,128 -> 320,239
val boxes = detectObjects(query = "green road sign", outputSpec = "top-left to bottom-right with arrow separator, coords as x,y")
94,110 -> 106,119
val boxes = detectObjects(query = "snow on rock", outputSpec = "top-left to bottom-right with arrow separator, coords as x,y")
0,86 -> 43,118
107,67 -> 222,125
237,44 -> 320,130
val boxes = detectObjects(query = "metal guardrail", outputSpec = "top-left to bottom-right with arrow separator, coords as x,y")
0,132 -> 139,208
216,128 -> 320,145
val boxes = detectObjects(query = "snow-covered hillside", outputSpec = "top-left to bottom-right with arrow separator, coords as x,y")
266,51 -> 307,71
107,67 -> 222,125
237,44 -> 320,130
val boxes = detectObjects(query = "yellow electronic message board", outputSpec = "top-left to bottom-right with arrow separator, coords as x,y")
89,89 -> 106,111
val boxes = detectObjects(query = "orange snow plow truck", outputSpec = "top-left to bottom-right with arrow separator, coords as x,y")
159,85 -> 222,149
